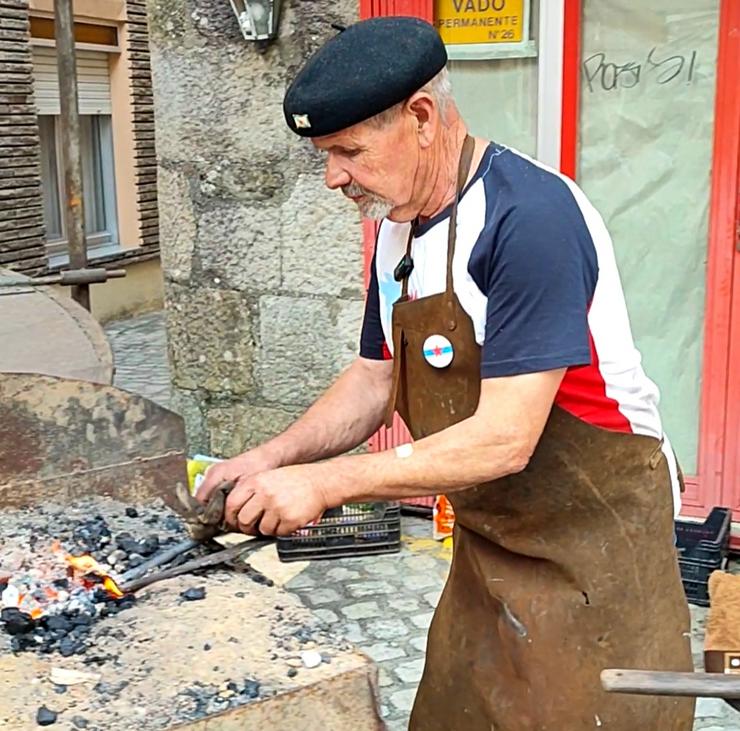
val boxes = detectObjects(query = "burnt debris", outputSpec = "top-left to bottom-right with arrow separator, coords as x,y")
181,587 -> 207,602
35,705 -> 58,726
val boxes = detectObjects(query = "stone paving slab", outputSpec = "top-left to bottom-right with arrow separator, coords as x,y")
106,310 -> 740,731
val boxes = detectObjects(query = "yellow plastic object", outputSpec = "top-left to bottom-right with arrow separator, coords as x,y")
186,455 -> 222,495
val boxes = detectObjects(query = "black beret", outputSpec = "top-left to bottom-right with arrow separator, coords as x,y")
284,17 -> 447,138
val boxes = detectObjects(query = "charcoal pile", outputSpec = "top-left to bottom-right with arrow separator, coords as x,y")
0,498 -> 189,658
0,497 -> 366,731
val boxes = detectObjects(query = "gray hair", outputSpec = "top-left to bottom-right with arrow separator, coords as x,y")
366,67 -> 454,128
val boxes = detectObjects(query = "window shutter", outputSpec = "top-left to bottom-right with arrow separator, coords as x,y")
32,47 -> 112,116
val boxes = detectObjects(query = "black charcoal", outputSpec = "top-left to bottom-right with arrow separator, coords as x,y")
242,679 -> 260,699
1,608 -> 36,635
180,587 -> 206,602
138,535 -> 160,556
36,706 -> 57,726
43,615 -> 72,633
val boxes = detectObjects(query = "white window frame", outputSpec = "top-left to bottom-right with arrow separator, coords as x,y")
39,114 -> 120,266
535,0 -> 565,169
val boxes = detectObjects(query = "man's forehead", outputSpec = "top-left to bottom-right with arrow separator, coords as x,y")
311,126 -> 366,150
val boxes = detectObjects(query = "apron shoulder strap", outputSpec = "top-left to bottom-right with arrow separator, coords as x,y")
397,135 -> 477,300
443,135 -> 476,326
447,136 -> 476,291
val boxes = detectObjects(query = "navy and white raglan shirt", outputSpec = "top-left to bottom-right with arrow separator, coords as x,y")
360,143 -> 681,514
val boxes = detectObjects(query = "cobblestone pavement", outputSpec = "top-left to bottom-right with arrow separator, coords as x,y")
105,310 -> 173,409
106,310 -> 739,731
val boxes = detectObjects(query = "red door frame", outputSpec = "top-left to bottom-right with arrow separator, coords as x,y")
361,1 -> 740,525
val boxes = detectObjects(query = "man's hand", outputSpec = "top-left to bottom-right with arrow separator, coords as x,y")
223,465 -> 330,537
196,448 -> 279,505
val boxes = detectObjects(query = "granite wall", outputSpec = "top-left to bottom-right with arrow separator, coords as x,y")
145,0 -> 364,455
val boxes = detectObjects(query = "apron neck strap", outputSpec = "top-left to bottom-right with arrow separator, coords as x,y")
446,134 -> 476,297
399,135 -> 476,307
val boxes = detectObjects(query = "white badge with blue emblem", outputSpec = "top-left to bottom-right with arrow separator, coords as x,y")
423,334 -> 454,369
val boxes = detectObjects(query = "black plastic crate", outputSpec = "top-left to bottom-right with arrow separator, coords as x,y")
675,507 -> 732,607
277,502 -> 401,562
681,577 -> 711,608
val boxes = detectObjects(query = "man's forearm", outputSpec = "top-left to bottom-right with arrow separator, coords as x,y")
293,369 -> 564,505
259,357 -> 392,468
309,411 -> 532,505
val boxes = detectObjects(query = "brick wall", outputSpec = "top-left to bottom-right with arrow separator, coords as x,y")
126,0 -> 159,256
0,0 -> 45,275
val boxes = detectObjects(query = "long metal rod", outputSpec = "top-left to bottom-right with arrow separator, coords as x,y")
117,538 -> 201,584
0,269 -> 127,288
119,539 -> 270,594
54,0 -> 90,310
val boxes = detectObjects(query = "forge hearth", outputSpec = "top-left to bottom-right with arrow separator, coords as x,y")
0,498 -> 382,731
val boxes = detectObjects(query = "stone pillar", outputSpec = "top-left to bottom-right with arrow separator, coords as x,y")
146,0 -> 363,455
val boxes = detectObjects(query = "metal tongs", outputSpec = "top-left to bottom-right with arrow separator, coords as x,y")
116,481 -> 269,593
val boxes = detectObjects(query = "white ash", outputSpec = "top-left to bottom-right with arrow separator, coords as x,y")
0,497 -> 190,657
0,564 -> 359,730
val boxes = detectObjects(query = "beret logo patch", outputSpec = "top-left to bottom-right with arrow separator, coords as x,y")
293,114 -> 312,129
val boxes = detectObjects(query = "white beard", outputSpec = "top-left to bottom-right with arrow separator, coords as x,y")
342,183 -> 394,220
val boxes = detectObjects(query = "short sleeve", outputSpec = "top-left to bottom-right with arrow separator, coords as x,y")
359,251 -> 386,360
475,195 -> 598,378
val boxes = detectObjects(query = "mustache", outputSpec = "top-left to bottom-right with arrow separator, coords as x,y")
342,182 -> 378,199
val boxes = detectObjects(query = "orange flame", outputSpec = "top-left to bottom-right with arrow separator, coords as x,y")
66,554 -> 104,574
103,576 -> 124,598
64,552 -> 125,598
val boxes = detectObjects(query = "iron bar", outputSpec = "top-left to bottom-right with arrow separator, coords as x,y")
54,0 -> 89,310
119,539 -> 270,594
117,538 -> 201,584
0,269 -> 127,288
602,669 -> 740,710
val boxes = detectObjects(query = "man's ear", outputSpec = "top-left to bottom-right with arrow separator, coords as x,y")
406,92 -> 437,149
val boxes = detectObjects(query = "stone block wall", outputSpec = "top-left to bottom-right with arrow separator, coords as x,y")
146,0 -> 364,456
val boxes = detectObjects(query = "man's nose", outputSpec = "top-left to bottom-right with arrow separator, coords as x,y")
324,153 -> 350,190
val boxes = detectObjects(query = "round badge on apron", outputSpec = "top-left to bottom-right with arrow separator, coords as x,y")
422,334 -> 454,369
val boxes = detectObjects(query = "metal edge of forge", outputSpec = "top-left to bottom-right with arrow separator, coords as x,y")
0,372 -> 188,511
170,663 -> 386,731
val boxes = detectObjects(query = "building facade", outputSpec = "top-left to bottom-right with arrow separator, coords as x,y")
0,0 -> 162,319
146,0 -> 364,457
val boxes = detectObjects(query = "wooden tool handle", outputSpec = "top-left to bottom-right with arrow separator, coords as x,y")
602,669 -> 740,699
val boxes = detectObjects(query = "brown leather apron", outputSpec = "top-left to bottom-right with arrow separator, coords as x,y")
385,137 -> 695,730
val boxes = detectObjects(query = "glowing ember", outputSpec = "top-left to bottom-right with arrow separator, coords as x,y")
63,552 -> 124,599
66,553 -> 104,575
1,543 -> 126,628
103,576 -> 124,599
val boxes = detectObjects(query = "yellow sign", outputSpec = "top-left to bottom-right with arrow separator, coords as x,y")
434,0 -> 524,46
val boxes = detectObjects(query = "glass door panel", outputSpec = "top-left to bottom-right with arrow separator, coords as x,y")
578,0 -> 720,473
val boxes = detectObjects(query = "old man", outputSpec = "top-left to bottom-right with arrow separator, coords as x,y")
199,16 -> 694,731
